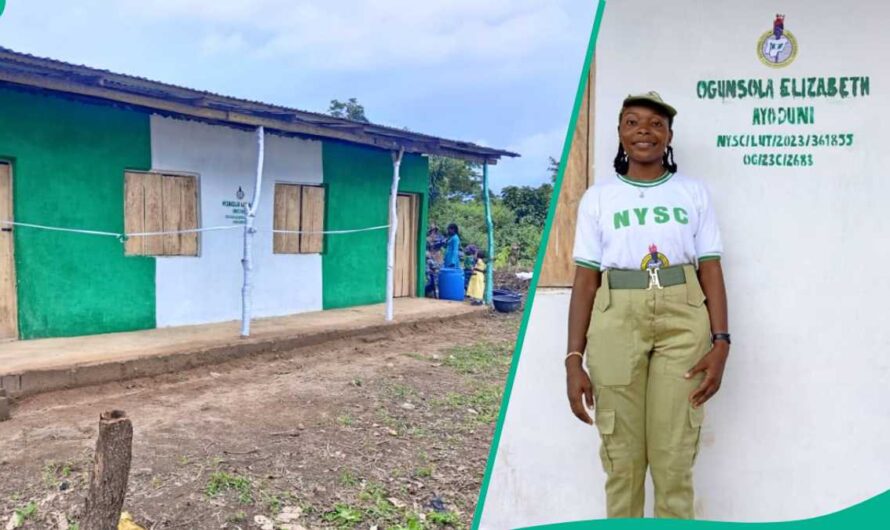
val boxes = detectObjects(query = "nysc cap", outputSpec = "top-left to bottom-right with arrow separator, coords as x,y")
620,91 -> 677,121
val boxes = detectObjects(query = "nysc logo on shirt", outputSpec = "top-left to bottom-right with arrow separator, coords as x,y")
613,206 -> 689,230
642,244 -> 670,271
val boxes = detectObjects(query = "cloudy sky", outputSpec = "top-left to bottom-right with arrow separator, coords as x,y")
0,0 -> 596,191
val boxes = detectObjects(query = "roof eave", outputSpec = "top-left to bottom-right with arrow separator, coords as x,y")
0,48 -> 519,164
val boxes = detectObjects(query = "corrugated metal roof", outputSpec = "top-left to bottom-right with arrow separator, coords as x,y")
0,47 -> 518,163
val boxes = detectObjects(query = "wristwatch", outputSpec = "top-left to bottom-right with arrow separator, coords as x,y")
712,332 -> 731,345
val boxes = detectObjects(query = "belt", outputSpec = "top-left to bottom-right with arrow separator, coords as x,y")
607,266 -> 687,289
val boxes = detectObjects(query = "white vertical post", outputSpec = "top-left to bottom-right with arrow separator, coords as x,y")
241,126 -> 265,337
483,162 -> 494,305
385,147 -> 404,322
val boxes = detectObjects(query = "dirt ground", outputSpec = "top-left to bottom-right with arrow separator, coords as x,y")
0,311 -> 520,530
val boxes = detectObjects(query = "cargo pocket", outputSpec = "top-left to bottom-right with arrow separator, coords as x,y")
684,268 -> 707,307
689,405 -> 704,465
595,409 -> 616,473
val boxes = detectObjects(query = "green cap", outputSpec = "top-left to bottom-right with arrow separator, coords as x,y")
620,91 -> 677,120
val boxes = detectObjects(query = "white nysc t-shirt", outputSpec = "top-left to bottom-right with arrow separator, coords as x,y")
572,172 -> 723,271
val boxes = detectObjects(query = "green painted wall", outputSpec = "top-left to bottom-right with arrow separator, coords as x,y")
322,142 -> 429,309
0,87 -> 155,339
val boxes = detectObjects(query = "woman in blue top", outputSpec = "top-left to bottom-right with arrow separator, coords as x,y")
444,223 -> 462,269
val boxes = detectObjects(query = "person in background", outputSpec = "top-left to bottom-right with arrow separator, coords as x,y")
444,223 -> 461,269
424,250 -> 440,298
464,244 -> 479,289
466,250 -> 487,305
427,225 -> 446,263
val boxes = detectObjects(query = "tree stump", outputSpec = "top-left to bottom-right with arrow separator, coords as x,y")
82,410 -> 133,530
0,388 -> 10,422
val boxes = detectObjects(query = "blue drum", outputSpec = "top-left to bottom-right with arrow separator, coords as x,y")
438,267 -> 466,301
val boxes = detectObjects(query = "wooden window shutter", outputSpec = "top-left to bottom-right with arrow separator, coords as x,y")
161,175 -> 183,255
300,186 -> 325,253
142,173 -> 164,256
124,172 -> 198,256
273,183 -> 301,254
124,172 -> 145,256
179,176 -> 199,256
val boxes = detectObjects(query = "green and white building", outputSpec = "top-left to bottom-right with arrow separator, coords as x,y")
0,48 -> 515,341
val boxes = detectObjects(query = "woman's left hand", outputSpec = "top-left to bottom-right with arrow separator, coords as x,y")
684,343 -> 729,407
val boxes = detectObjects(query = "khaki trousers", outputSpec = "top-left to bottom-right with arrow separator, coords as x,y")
586,265 -> 710,519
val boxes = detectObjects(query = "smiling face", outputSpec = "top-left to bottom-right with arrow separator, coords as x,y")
618,105 -> 673,167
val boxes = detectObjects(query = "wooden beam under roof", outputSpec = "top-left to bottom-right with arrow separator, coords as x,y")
0,47 -> 517,163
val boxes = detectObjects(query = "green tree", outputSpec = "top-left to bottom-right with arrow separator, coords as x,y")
428,156 -> 482,205
500,183 -> 553,226
328,98 -> 369,122
548,156 -> 560,183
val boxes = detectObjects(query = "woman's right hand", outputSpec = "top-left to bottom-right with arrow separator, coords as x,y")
566,356 -> 595,425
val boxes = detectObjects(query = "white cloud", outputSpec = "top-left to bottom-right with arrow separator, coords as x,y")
200,31 -> 247,56
508,127 -> 567,161
115,0 -> 584,70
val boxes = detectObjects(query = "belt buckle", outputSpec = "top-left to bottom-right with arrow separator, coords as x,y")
647,266 -> 663,290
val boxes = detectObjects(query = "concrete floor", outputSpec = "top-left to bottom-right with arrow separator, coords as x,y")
0,298 -> 483,398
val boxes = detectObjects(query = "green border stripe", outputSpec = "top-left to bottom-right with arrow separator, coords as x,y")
516,488 -> 890,528
575,258 -> 601,270
616,170 -> 674,187
470,2 -> 608,528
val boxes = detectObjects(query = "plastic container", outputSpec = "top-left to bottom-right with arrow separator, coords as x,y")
493,293 -> 522,313
438,267 -> 466,301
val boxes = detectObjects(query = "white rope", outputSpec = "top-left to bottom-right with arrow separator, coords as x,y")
271,224 -> 389,235
1,220 -> 121,238
2,220 -> 391,239
1,220 -> 242,240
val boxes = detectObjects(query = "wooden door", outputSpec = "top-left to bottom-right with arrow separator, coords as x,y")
394,194 -> 419,298
0,163 -> 18,340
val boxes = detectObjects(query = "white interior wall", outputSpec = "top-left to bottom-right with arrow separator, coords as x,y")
150,115 -> 323,327
481,0 -> 890,526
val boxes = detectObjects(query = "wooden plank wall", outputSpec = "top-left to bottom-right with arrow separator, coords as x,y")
0,163 -> 18,339
538,63 -> 596,287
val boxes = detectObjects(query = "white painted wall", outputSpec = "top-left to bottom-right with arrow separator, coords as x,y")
150,115 -> 323,327
481,0 -> 890,526
480,290 -> 606,530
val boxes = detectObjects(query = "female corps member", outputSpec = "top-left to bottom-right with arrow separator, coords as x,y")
565,92 -> 731,519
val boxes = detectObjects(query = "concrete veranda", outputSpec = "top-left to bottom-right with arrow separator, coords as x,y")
0,298 -> 483,398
